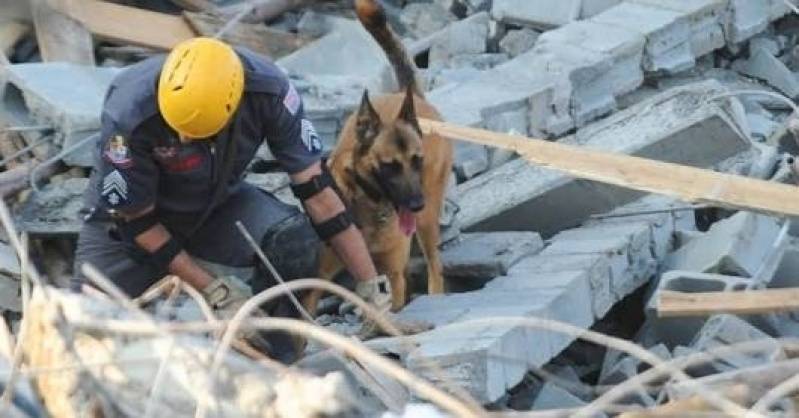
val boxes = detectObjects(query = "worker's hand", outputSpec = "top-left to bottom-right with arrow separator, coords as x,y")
201,275 -> 275,355
339,274 -> 392,316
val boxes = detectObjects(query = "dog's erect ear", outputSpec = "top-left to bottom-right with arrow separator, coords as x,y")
356,90 -> 381,149
398,85 -> 422,136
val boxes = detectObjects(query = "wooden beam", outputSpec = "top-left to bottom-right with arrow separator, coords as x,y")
30,0 -> 95,65
183,11 -> 311,59
64,0 -> 196,50
418,118 -> 799,218
657,289 -> 799,318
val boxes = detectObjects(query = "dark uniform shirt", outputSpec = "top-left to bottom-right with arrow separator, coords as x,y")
86,47 -> 322,221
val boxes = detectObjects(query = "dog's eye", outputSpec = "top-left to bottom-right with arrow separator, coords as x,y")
411,155 -> 423,170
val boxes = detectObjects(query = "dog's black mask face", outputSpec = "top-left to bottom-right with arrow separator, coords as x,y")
354,86 -> 426,214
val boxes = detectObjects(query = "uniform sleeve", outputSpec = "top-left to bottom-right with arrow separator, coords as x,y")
94,114 -> 159,215
262,82 -> 323,174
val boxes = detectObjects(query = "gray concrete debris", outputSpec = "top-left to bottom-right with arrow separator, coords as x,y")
666,212 -> 783,277
439,231 -> 544,280
491,0 -> 620,29
16,177 -> 88,236
2,63 -> 120,167
725,0 -> 771,46
592,2 -> 694,74
400,3 -> 456,40
381,404 -> 449,418
453,142 -> 489,182
449,80 -> 751,237
498,29 -> 540,58
690,314 -> 785,373
532,382 -> 588,411
429,12 -> 489,69
629,0 -> 727,57
277,16 -> 395,94
0,242 -> 21,277
733,45 -> 799,99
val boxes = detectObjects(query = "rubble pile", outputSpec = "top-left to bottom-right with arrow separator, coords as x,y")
2,0 -> 799,416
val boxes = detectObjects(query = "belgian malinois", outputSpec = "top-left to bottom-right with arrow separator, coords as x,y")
303,0 -> 453,313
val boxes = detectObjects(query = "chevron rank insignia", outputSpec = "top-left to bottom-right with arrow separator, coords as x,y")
102,170 -> 129,206
300,118 -> 321,152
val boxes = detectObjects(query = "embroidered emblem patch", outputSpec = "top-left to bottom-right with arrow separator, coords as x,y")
102,170 -> 128,207
300,119 -> 321,152
283,83 -> 301,115
104,135 -> 132,168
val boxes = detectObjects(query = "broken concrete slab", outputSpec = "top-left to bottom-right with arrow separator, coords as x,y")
277,16 -> 395,94
2,63 -> 120,167
733,45 -> 799,99
439,232 -> 544,280
725,0 -> 770,46
381,270 -> 593,403
0,243 -> 20,277
532,382 -> 587,411
449,80 -> 751,237
666,211 -> 783,277
491,0 -> 620,29
629,0 -> 727,57
429,12 -> 489,68
591,2 -> 694,74
16,177 -> 87,236
536,19 -> 646,100
498,28 -> 540,58
510,253 -> 614,319
690,314 -> 785,373
399,3 -> 456,40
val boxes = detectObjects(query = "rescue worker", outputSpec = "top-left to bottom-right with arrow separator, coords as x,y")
73,37 -> 391,363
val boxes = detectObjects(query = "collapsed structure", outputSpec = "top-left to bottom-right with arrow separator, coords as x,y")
2,0 -> 799,416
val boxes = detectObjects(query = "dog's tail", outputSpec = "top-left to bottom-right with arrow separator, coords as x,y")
355,0 -> 423,97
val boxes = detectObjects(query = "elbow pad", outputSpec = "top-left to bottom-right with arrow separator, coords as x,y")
289,166 -> 353,241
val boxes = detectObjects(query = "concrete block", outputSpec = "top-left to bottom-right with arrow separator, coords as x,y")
453,142 -> 489,181
392,270 -> 593,403
399,3 -> 456,40
725,0 -> 770,45
630,0 -> 727,57
733,46 -> 799,99
491,0 -> 621,29
667,212 -> 783,277
510,253 -> 614,318
450,80 -> 751,237
277,17 -> 395,94
691,314 -> 785,372
429,12 -> 489,68
532,382 -> 586,410
2,63 -> 120,167
440,232 -> 545,280
592,2 -> 694,74
498,28 -> 540,58
16,178 -> 88,236
536,19 -> 646,98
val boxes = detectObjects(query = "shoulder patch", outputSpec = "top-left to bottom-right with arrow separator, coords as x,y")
103,135 -> 133,168
102,170 -> 129,207
300,119 -> 322,153
283,83 -> 301,115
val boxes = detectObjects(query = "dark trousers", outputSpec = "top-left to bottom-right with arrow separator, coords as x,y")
73,185 -> 320,363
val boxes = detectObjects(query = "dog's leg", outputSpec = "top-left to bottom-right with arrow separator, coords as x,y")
416,193 -> 446,295
376,237 -> 412,311
302,245 -> 342,316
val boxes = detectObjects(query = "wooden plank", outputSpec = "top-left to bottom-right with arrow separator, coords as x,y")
30,0 -> 95,65
657,289 -> 799,317
0,21 -> 30,56
418,118 -> 799,218
183,11 -> 312,59
64,0 -> 196,50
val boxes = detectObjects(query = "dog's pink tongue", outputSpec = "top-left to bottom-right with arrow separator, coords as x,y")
398,208 -> 417,236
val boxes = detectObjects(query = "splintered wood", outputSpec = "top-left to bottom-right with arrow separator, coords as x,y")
658,288 -> 799,317
419,118 -> 799,218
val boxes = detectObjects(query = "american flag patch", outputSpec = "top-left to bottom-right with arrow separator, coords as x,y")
283,83 -> 301,115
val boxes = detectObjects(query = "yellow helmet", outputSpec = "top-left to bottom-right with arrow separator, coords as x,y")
158,37 -> 244,139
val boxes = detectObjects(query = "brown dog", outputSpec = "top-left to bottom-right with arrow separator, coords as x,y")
303,0 -> 453,313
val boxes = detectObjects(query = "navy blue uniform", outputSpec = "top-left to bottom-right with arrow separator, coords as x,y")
75,48 -> 323,302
